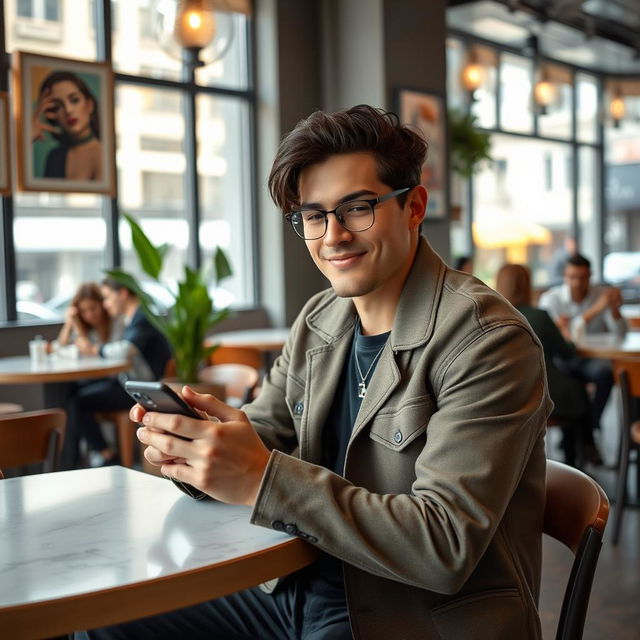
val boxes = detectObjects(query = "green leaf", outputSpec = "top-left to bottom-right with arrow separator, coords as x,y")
214,246 -> 233,284
123,213 -> 163,280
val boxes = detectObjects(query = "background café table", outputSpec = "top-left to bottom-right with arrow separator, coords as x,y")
0,466 -> 318,639
212,327 -> 290,352
0,354 -> 130,408
575,332 -> 640,360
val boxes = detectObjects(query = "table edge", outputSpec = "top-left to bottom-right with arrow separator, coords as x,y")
0,536 -> 318,638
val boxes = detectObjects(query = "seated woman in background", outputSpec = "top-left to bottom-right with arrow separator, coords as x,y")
495,264 -> 602,466
56,282 -> 121,350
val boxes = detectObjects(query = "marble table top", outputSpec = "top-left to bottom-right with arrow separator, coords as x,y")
0,467 -> 316,637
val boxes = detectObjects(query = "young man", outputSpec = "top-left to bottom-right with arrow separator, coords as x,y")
539,253 -> 626,439
81,106 -> 551,639
62,278 -> 171,469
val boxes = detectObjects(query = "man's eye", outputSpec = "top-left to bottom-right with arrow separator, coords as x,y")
343,202 -> 369,214
303,211 -> 325,223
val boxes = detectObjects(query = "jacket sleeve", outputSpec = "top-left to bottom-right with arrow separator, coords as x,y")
249,323 -> 550,595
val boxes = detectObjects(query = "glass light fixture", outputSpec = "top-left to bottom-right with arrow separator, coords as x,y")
609,86 -> 626,127
151,0 -> 235,66
533,65 -> 557,114
461,47 -> 486,99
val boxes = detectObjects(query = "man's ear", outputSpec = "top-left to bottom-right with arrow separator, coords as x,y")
407,185 -> 428,229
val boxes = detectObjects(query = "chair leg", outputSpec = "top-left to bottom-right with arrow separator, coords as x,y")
612,434 -> 631,545
116,413 -> 136,468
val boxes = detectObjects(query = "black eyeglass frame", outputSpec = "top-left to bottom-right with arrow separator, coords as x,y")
285,187 -> 413,240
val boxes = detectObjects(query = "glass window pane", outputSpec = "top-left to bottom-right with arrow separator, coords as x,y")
198,95 -> 253,307
13,192 -> 105,321
472,134 -> 572,288
115,85 -> 187,289
469,46 -> 497,130
576,73 -> 598,143
578,145 -> 600,281
6,0 -> 95,60
499,53 -> 533,134
195,12 -> 250,91
111,0 -> 181,81
446,38 -> 465,113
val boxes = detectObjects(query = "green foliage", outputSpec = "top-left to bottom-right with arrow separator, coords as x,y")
449,110 -> 493,178
106,214 -> 232,383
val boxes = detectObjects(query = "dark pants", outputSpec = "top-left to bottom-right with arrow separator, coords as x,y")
75,570 -> 351,640
61,378 -> 134,470
556,356 -> 614,430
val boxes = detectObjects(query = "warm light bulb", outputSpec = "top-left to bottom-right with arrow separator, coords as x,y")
461,62 -> 485,92
174,2 -> 216,49
534,80 -> 556,107
609,96 -> 626,122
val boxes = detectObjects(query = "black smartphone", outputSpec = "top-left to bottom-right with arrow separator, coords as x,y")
124,381 -> 200,441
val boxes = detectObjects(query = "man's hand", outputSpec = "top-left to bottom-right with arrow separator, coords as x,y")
584,287 -> 623,324
132,386 -> 271,506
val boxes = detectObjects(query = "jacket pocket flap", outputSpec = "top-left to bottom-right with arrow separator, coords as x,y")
369,398 -> 433,451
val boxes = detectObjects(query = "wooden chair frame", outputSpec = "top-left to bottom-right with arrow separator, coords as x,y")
544,459 -> 609,640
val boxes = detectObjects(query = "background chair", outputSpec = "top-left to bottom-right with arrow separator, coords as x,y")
610,360 -> 640,544
198,363 -> 260,407
209,345 -> 264,371
0,409 -> 66,474
543,459 -> 609,640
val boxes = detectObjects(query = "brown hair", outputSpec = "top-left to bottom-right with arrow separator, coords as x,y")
72,282 -> 111,342
495,264 -> 532,307
268,104 -> 428,213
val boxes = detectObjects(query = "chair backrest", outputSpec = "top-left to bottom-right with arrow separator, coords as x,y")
209,345 -> 264,371
613,358 -> 640,399
198,364 -> 260,405
543,459 -> 609,640
0,409 -> 67,473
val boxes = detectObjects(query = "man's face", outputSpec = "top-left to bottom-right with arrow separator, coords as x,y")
564,264 -> 591,301
298,152 -> 425,305
100,285 -> 126,318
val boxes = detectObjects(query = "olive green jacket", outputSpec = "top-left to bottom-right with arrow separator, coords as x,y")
247,238 -> 551,639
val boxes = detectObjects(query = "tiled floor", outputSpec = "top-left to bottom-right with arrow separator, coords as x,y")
540,391 -> 640,639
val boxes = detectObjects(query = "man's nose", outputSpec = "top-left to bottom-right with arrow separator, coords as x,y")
323,214 -> 352,246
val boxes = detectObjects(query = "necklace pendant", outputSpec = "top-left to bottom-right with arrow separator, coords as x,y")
358,381 -> 367,399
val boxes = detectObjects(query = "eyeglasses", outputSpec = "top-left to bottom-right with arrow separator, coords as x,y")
285,187 -> 412,240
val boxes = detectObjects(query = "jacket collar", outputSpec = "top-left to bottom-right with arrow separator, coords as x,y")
305,236 -> 445,351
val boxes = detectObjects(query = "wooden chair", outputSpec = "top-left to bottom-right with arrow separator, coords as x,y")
0,409 -> 66,474
209,345 -> 264,371
610,359 -> 640,544
198,364 -> 260,407
543,459 -> 609,640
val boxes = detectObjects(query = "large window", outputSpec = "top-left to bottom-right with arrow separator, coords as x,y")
1,0 -> 254,323
447,36 -> 605,289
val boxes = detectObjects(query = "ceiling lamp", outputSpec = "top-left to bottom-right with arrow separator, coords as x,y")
533,65 -> 557,114
609,85 -> 626,127
151,0 -> 242,67
461,48 -> 486,100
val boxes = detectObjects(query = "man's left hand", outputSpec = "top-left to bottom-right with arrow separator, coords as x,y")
135,386 -> 271,506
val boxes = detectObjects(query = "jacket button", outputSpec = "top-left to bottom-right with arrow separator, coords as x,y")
285,523 -> 299,535
393,430 -> 403,444
272,520 -> 285,532
294,402 -> 304,416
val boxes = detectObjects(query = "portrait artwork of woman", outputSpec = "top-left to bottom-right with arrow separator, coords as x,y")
32,71 -> 102,181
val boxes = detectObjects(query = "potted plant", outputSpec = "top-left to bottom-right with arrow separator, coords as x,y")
448,109 -> 493,179
106,213 -> 233,383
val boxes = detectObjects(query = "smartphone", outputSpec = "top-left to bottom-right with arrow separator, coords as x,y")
125,381 -> 199,441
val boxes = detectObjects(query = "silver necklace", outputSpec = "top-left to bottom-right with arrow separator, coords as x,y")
354,319 -> 387,399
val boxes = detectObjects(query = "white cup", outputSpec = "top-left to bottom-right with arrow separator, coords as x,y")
29,338 -> 48,365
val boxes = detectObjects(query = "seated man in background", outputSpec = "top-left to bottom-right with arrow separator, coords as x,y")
80,105 -> 551,639
539,253 -> 626,437
61,277 -> 171,469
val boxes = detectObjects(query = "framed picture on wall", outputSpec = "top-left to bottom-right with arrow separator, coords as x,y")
0,92 -> 10,195
397,88 -> 447,219
13,51 -> 116,195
